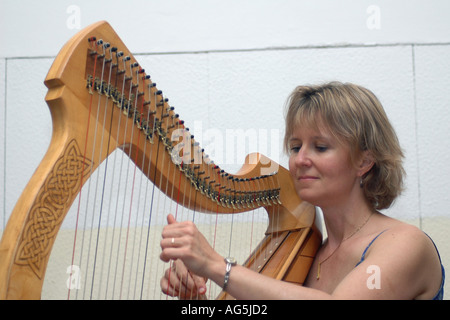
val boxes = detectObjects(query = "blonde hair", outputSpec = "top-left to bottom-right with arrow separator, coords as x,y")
284,82 -> 404,210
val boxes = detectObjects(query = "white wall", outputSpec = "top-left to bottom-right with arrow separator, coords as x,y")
1,0 -> 449,299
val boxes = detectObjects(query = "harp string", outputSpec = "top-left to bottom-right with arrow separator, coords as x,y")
83,40 -> 119,300
139,87 -> 166,300
88,42 -> 117,300
152,119 -> 180,300
124,74 -> 153,299
118,65 -> 146,299
98,50 -> 126,300
67,37 -> 100,300
104,47 -> 134,300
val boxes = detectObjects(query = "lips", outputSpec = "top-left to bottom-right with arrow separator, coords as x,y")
298,175 -> 319,181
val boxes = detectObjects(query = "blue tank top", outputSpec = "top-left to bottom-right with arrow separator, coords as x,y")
355,230 -> 445,300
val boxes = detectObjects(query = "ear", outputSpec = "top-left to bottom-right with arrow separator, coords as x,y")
357,150 -> 375,177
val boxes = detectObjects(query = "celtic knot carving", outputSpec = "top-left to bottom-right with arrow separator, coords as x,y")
15,139 -> 92,278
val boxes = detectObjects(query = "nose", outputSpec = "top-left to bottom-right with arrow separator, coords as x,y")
292,147 -> 312,168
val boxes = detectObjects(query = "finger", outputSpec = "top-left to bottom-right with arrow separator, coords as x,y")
171,261 -> 207,298
160,247 -> 183,262
178,272 -> 196,298
161,236 -> 181,249
167,213 -> 177,225
161,216 -> 186,239
161,273 -> 178,297
160,228 -> 184,247
171,260 -> 194,288
178,272 -> 207,298
173,261 -> 207,297
160,236 -> 185,263
179,274 -> 207,299
191,273 -> 207,295
165,266 -> 199,299
166,266 -> 185,293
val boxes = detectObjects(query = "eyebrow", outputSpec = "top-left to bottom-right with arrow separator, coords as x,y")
288,135 -> 332,143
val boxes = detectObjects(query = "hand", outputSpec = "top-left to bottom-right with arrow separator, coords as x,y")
160,259 -> 207,299
160,214 -> 222,278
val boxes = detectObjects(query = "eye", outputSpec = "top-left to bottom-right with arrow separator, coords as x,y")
316,145 -> 328,152
289,145 -> 301,154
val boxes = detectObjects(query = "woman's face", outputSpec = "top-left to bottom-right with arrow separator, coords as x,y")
288,124 -> 360,209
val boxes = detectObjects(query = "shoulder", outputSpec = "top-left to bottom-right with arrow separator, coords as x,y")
367,222 -> 439,271
373,223 -> 435,258
361,222 -> 442,299
333,217 -> 443,299
377,222 -> 425,243
363,215 -> 431,254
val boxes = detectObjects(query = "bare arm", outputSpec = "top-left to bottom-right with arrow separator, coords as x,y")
208,262 -> 332,300
160,215 -> 441,300
160,214 -> 331,299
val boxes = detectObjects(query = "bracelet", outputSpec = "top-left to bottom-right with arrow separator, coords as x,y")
223,257 -> 236,291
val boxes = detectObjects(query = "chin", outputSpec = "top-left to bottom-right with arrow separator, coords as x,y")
296,189 -> 320,206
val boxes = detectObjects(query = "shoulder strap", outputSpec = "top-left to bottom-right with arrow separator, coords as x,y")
355,230 -> 387,267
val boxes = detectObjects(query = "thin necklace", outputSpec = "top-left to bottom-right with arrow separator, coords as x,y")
316,212 -> 374,280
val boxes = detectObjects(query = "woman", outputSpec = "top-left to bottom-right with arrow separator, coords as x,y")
160,82 -> 445,300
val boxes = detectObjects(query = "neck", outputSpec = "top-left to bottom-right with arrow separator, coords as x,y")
321,199 -> 375,246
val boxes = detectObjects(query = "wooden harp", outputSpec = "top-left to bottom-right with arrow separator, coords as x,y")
0,21 -> 321,300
